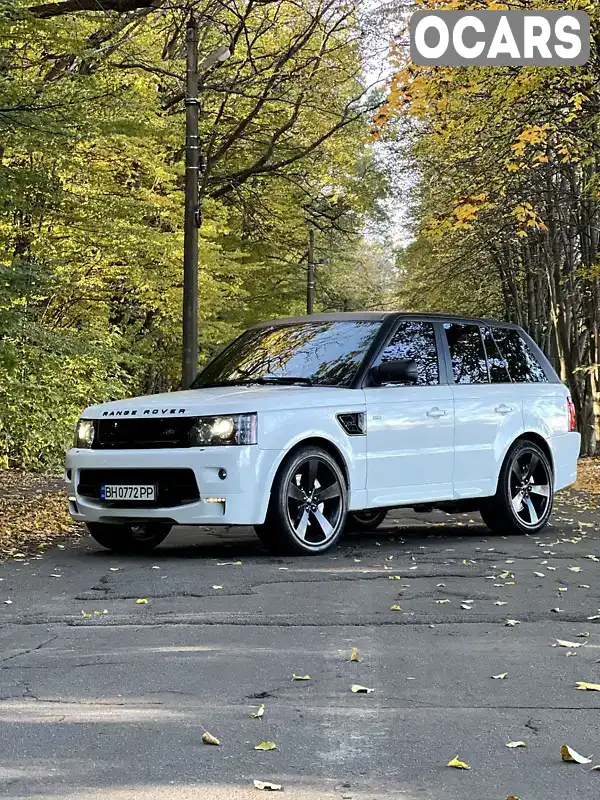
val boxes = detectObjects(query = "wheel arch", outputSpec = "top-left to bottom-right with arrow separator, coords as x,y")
494,432 -> 554,495
259,436 -> 351,524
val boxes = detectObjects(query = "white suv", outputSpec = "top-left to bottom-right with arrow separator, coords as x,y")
66,313 -> 580,555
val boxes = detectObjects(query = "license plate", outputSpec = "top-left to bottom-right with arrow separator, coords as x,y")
101,484 -> 156,501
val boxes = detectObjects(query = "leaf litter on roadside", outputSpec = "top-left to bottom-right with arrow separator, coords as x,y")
292,674 -> 310,681
576,681 -> 600,691
506,741 -> 527,748
202,731 -> 220,746
447,755 -> 470,769
250,704 -> 265,718
255,741 -> 277,751
350,647 -> 363,663
492,672 -> 508,680
351,684 -> 374,693
253,780 -> 282,791
561,744 -> 592,764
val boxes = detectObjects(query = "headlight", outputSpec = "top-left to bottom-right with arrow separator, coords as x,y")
189,413 -> 257,447
75,419 -> 95,448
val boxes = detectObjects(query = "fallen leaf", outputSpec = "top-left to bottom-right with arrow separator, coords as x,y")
569,567 -> 582,573
254,741 -> 277,751
388,576 -> 401,580
109,568 -> 119,572
561,744 -> 592,764
552,608 -> 561,613
437,582 -> 446,587
587,615 -> 600,620
292,674 -> 310,681
447,755 -> 470,770
533,572 -> 545,578
350,647 -> 363,663
576,681 -> 600,691
558,588 -> 568,592
506,796 -> 521,800
492,672 -> 508,680
547,566 -> 556,571
212,585 -> 223,590
579,585 -> 591,589
436,599 -> 450,604
506,741 -> 527,748
461,604 -> 473,610
202,731 -> 220,746
495,601 -> 507,606
81,610 -> 91,618
556,640 -> 583,648
217,561 -> 242,566
250,704 -> 265,719
505,619 -> 521,626
3,599 -> 13,605
391,604 -> 402,611
578,632 -> 590,638
135,598 -> 148,605
351,684 -> 374,693
253,780 -> 282,791
585,555 -> 599,562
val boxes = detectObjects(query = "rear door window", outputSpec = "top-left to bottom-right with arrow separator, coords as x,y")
377,321 -> 439,385
492,328 -> 548,383
483,328 -> 511,383
444,323 -> 489,384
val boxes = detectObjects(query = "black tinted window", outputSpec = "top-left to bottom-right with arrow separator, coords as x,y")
483,328 -> 511,383
492,328 -> 548,383
377,321 -> 439,385
444,323 -> 489,384
193,321 -> 380,388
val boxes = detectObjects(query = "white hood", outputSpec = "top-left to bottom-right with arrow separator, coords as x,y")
83,384 -> 363,419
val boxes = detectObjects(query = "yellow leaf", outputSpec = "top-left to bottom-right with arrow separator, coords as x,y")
292,674 -> 310,681
388,576 -> 401,580
254,741 -> 277,751
492,672 -> 507,680
212,585 -> 223,590
561,744 -> 591,763
253,780 -> 282,791
576,681 -> 600,691
436,599 -> 450,604
202,731 -> 220,746
506,741 -> 527,748
350,648 -> 363,663
391,604 -> 402,611
136,598 -> 148,604
495,601 -> 507,606
351,684 -> 374,693
447,755 -> 470,769
569,567 -> 581,573
556,640 -> 582,648
250,704 -> 265,718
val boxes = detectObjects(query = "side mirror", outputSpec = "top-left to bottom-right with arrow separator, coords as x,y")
371,358 -> 419,385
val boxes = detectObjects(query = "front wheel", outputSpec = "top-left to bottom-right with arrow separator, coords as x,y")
480,440 -> 554,535
345,509 -> 388,532
255,446 -> 348,555
86,522 -> 171,554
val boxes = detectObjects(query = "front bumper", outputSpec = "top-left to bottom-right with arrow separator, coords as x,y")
65,445 -> 278,526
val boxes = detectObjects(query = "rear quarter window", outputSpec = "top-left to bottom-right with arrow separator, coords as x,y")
492,328 -> 548,383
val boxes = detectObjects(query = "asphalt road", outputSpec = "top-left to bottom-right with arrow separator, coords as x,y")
1,491 -> 600,800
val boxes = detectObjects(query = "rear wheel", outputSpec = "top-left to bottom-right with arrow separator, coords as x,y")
86,522 -> 171,553
254,446 -> 347,555
480,440 -> 553,535
345,509 -> 388,532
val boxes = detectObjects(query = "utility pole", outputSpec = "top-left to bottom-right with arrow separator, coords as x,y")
182,12 -> 199,389
307,227 -> 315,314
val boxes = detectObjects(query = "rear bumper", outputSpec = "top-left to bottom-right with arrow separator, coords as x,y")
551,431 -> 581,491
65,446 -> 278,526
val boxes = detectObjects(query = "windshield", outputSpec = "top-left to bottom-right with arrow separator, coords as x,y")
192,320 -> 381,389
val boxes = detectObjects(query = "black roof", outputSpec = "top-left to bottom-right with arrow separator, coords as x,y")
251,311 -> 518,329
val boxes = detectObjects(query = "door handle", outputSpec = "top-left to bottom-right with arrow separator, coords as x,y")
426,407 -> 447,419
495,404 -> 512,415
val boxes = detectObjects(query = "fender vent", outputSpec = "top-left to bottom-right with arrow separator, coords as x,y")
337,412 -> 366,436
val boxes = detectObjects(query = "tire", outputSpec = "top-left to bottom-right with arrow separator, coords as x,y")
345,509 -> 388,533
86,521 -> 171,554
254,445 -> 348,555
479,440 -> 554,535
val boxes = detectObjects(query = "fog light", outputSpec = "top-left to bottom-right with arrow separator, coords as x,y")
218,468 -> 227,480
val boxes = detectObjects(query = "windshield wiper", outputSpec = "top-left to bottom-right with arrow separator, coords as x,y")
251,376 -> 313,386
194,376 -> 313,388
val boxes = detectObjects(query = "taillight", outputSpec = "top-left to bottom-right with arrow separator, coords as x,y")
567,396 -> 577,432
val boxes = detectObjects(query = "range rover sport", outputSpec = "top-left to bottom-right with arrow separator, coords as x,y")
66,312 -> 580,555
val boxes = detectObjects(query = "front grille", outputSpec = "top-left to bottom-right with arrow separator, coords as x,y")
78,469 -> 200,508
93,418 -> 197,449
